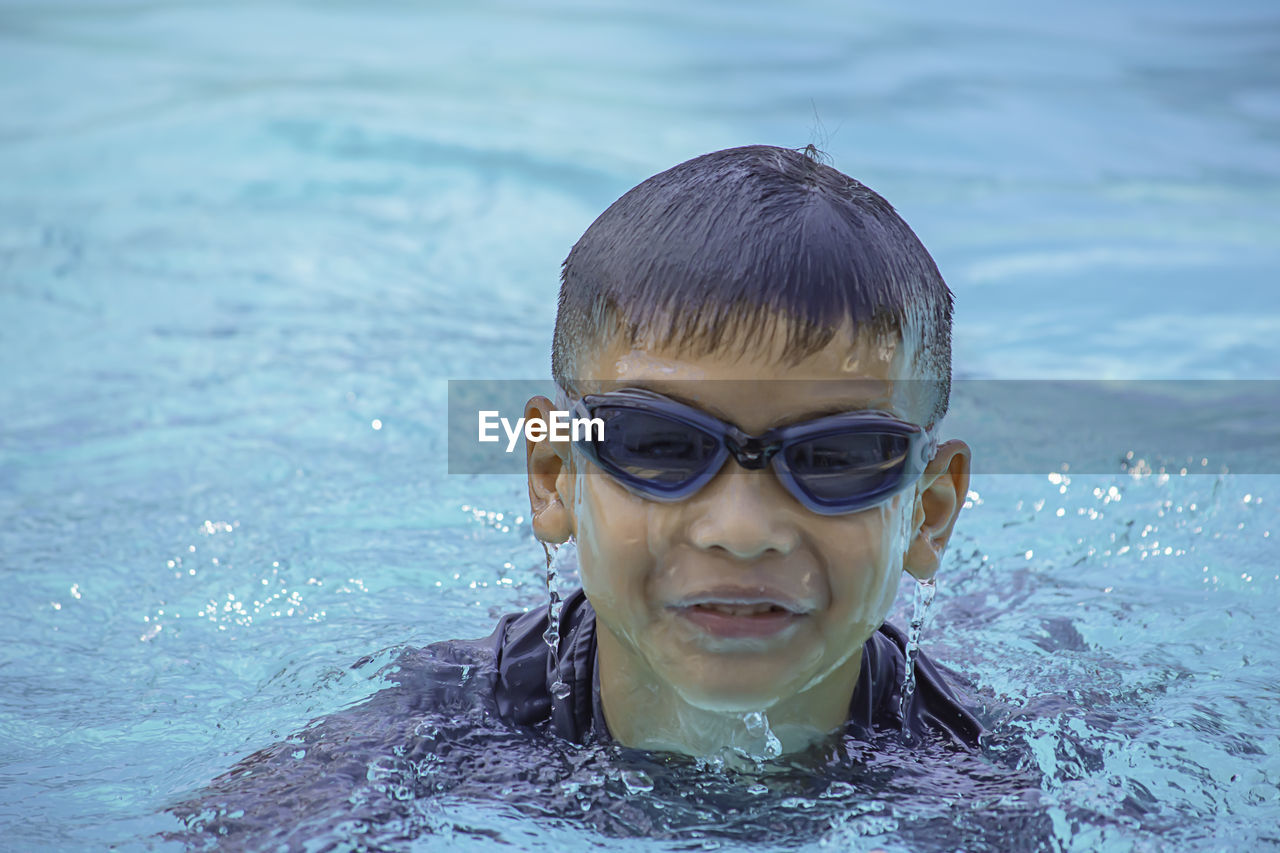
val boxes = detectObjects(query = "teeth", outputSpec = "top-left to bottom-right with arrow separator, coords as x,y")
699,603 -> 779,616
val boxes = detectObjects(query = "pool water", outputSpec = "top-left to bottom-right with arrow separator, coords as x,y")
1,0 -> 1278,850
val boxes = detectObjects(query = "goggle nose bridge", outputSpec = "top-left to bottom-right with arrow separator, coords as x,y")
723,431 -> 783,471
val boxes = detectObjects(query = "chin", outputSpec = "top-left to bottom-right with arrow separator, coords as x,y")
671,675 -> 793,714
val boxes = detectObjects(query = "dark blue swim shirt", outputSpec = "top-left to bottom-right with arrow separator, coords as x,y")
170,589 -> 983,845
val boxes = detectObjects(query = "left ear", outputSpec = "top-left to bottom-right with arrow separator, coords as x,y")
903,439 -> 971,581
525,395 -> 575,545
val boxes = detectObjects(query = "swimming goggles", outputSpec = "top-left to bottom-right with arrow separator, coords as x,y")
569,388 -> 936,515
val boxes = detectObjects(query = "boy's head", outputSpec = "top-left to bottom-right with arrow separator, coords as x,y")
552,144 -> 953,428
526,146 -> 970,751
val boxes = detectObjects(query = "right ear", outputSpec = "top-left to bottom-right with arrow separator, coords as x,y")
525,395 -> 574,544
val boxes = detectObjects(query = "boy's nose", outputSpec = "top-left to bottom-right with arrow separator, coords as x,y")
687,467 -> 800,559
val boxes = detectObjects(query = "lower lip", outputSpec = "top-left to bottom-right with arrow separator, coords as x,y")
676,605 -> 803,639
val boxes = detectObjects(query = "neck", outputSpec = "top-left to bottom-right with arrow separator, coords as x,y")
596,625 -> 863,758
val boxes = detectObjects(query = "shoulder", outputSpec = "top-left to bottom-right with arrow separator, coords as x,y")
859,622 -> 983,749
354,590 -> 598,736
490,588 -> 598,737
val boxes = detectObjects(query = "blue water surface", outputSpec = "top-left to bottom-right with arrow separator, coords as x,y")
1,0 -> 1278,850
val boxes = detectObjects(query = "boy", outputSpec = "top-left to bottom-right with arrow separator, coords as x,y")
175,145 -> 979,842
514,144 -> 978,755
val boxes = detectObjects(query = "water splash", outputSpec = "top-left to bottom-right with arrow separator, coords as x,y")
741,710 -> 783,759
542,539 -> 577,700
897,577 -> 936,744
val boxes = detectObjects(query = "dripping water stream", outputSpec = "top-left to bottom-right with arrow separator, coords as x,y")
542,540 -> 575,700
897,577 -> 936,743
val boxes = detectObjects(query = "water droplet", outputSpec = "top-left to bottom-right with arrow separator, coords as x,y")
763,728 -> 782,758
621,769 -> 654,794
819,781 -> 858,799
550,680 -> 571,699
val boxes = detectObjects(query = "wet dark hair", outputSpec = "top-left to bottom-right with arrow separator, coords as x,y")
552,145 -> 953,426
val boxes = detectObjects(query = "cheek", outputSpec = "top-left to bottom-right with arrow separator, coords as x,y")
570,467 -> 654,611
824,498 -> 911,622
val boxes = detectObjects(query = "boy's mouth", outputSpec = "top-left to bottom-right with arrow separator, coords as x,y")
671,591 -> 810,640
694,602 -> 785,616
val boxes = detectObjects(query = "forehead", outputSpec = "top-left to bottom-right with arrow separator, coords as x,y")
577,322 -> 929,433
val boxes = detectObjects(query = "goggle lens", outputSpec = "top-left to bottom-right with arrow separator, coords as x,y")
593,406 -> 721,488
782,432 -> 911,504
